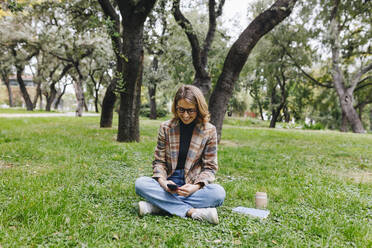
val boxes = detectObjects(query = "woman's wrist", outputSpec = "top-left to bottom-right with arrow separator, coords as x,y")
195,183 -> 203,189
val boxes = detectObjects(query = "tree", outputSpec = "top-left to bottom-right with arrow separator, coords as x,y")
284,0 -> 372,133
143,0 -> 169,119
41,58 -> 72,112
209,0 -> 298,141
49,37 -> 94,116
0,15 -> 40,111
172,0 -> 225,96
86,51 -> 112,113
98,0 -> 157,142
0,46 -> 14,107
327,0 -> 371,133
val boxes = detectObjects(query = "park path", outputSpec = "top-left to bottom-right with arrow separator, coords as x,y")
0,112 -> 100,118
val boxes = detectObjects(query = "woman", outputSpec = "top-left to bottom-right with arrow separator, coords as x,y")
135,85 -> 225,224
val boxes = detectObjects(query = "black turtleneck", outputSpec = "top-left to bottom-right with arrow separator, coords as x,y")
176,120 -> 196,170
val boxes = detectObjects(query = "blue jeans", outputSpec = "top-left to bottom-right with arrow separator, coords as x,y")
135,170 -> 226,217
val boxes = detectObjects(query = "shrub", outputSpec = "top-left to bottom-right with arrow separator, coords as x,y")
303,122 -> 325,130
140,104 -> 168,118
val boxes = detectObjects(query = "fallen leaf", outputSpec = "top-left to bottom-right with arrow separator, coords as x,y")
112,234 -> 120,240
272,240 -> 278,245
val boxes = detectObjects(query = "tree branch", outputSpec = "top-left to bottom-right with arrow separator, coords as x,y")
201,0 -> 225,67
172,0 -> 203,73
350,63 -> 372,92
49,51 -> 74,63
97,0 -> 122,57
355,81 -> 372,92
279,43 -> 333,88
56,64 -> 73,83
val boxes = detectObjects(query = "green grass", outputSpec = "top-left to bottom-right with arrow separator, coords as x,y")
0,108 -> 59,114
0,116 -> 371,247
223,116 -> 270,128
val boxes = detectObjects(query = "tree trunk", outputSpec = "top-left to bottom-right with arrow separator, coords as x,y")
54,84 -> 67,110
115,0 -> 156,142
270,110 -> 281,128
258,99 -> 264,121
94,88 -> 99,113
269,84 -> 286,128
283,105 -> 290,122
250,87 -> 264,120
98,0 -> 123,128
1,72 -> 13,107
209,0 -> 297,141
16,66 -> 34,111
84,96 -> 89,112
334,85 -> 365,133
370,108 -> 372,132
148,84 -> 157,119
46,84 -> 57,111
193,75 -> 211,100
340,110 -> 348,132
32,81 -> 42,109
117,23 -> 145,142
330,1 -> 365,133
100,82 -> 117,127
73,77 -> 84,117
148,56 -> 158,120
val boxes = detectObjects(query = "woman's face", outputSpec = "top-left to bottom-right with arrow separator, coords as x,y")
176,99 -> 197,125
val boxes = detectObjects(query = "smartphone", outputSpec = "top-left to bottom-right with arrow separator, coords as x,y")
167,184 -> 178,191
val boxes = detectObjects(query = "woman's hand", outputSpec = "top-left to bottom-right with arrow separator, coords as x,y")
157,178 -> 178,193
177,184 -> 201,197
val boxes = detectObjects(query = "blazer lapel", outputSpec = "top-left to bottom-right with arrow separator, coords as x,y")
184,123 -> 204,174
169,120 -> 180,171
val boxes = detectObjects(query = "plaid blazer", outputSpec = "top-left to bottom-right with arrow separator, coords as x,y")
152,119 -> 218,185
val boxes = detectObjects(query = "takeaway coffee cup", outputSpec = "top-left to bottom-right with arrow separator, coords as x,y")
255,192 -> 268,208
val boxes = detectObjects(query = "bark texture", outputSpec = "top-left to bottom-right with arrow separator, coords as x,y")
147,56 -> 159,120
340,110 -> 348,132
1,72 -> 13,107
72,74 -> 85,117
370,108 -> 372,131
148,83 -> 157,119
16,66 -> 34,111
100,82 -> 116,127
209,0 -> 298,141
32,81 -> 41,109
116,0 -> 157,142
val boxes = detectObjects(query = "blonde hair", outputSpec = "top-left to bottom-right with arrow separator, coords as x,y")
171,85 -> 210,125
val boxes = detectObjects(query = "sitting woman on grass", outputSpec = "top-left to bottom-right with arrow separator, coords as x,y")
135,85 -> 226,224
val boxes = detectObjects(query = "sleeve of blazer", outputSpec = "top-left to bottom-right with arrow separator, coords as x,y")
194,125 -> 218,186
152,124 -> 168,180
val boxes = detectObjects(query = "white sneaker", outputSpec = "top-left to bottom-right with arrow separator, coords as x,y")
138,201 -> 162,216
191,208 -> 219,224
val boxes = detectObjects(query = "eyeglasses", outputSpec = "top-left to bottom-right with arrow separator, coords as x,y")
176,106 -> 197,114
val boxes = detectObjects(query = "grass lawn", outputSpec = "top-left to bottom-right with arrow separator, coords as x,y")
0,116 -> 371,247
0,108 -> 59,114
